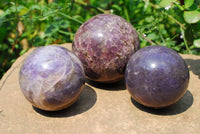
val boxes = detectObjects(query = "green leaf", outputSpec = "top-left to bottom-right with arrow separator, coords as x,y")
0,10 -> 4,16
112,4 -> 122,11
30,5 -> 41,10
57,12 -> 83,24
185,27 -> 194,45
159,0 -> 176,7
0,5 -> 25,19
124,8 -> 130,23
11,59 -> 16,63
10,2 -> 15,6
20,49 -> 28,56
190,3 -> 198,10
184,11 -> 200,24
19,7 -> 29,16
184,0 -> 194,9
145,16 -> 154,23
0,27 -> 6,43
173,2 -> 184,11
194,39 -> 200,48
45,24 -> 60,37
147,33 -> 159,40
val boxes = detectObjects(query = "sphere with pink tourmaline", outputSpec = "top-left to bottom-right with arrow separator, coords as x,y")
72,14 -> 140,83
19,45 -> 85,111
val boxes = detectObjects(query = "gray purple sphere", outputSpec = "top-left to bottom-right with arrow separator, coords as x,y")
72,14 -> 140,83
19,45 -> 85,111
125,45 -> 189,108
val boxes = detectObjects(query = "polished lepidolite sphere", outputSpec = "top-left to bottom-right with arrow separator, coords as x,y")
19,45 -> 85,111
72,14 -> 140,83
125,45 -> 189,108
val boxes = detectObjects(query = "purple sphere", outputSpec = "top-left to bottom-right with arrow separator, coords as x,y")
125,45 -> 189,108
19,45 -> 85,111
72,14 -> 140,83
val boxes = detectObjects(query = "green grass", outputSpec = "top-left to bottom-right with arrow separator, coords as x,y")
0,0 -> 200,79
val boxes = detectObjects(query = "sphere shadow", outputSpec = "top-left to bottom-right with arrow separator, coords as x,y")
131,90 -> 193,116
86,78 -> 126,91
184,58 -> 200,79
33,85 -> 97,118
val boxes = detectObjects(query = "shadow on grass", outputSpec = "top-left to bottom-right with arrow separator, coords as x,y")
131,90 -> 193,116
33,85 -> 97,118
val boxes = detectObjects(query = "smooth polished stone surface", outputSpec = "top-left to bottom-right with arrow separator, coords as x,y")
72,14 -> 140,83
125,45 -> 190,108
0,44 -> 200,134
19,45 -> 85,111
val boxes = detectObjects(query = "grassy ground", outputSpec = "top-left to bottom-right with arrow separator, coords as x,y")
0,0 -> 200,79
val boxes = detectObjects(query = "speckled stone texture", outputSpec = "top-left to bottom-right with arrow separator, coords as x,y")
125,45 -> 190,108
19,45 -> 85,111
72,14 -> 139,83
